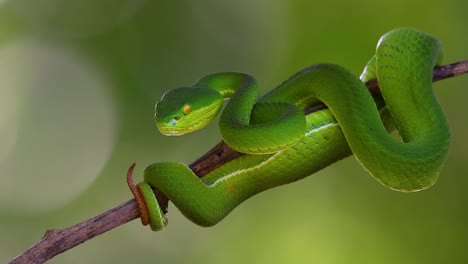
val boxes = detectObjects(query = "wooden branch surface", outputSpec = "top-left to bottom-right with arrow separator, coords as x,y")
9,60 -> 468,264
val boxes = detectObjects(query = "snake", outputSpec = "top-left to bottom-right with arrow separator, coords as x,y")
127,28 -> 451,231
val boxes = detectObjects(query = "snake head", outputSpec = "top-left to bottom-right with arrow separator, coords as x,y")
155,87 -> 224,136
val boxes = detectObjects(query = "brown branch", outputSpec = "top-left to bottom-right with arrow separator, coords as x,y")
9,60 -> 468,264
9,200 -> 140,264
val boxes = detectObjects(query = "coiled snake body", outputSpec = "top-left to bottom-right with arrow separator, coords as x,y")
129,28 -> 450,231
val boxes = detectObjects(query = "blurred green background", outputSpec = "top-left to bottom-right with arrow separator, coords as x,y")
1,0 -> 467,263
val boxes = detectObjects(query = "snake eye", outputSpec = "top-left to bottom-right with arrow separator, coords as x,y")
174,116 -> 181,121
183,104 -> 192,115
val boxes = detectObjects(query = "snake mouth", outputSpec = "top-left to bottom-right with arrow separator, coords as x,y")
157,124 -> 188,136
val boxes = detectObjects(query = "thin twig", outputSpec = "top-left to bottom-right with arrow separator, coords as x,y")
9,60 -> 468,264
9,200 -> 140,264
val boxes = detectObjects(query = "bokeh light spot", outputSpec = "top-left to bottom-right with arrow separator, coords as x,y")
0,38 -> 117,213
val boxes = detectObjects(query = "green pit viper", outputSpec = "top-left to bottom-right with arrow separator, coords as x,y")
127,28 -> 451,231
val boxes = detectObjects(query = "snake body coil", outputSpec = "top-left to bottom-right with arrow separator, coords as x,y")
130,28 -> 450,231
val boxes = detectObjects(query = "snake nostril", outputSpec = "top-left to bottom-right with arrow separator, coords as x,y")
171,117 -> 181,127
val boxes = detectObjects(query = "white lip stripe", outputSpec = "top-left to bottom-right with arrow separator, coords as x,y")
209,122 -> 339,187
